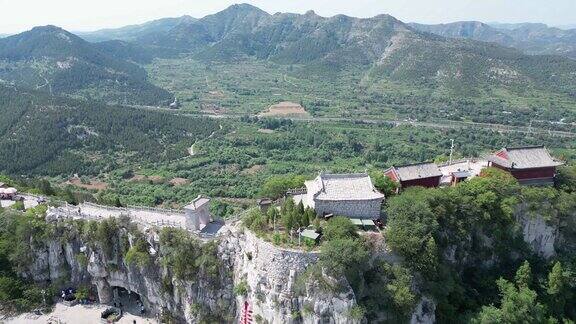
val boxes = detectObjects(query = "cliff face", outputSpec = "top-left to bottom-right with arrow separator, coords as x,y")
20,220 -> 359,323
24,230 -> 235,322
25,199 -> 567,324
514,200 -> 576,259
223,228 -> 357,323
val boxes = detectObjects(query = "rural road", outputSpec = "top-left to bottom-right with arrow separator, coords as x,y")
126,105 -> 576,138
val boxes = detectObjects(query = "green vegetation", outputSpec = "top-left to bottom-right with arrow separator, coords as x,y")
0,84 -> 218,177
259,175 -> 306,199
243,199 -> 317,248
0,206 -> 54,312
0,26 -> 171,105
124,234 -> 152,268
382,168 -> 576,322
159,228 -> 222,285
322,216 -> 358,241
233,280 -> 249,296
64,118 -> 574,208
149,55 -> 576,127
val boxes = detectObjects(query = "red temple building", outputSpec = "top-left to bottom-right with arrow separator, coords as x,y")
487,146 -> 563,186
384,162 -> 443,189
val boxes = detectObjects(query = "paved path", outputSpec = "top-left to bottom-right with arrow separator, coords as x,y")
5,303 -> 155,324
52,203 -> 228,239
53,203 -> 186,229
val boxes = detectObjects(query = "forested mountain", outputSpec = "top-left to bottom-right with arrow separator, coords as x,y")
0,26 -> 172,105
82,4 -> 576,100
410,21 -> 576,59
0,84 -> 218,175
77,16 -> 196,42
93,40 -> 178,64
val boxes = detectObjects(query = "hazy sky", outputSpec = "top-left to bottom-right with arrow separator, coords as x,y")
0,0 -> 574,34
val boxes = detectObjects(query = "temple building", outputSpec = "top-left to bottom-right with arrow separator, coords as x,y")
295,173 -> 384,220
184,196 -> 213,231
487,146 -> 563,186
384,162 -> 443,189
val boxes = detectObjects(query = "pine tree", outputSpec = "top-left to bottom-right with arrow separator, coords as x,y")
515,260 -> 532,288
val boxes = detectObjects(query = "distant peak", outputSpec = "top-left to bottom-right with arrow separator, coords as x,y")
304,10 -> 317,16
227,3 -> 265,12
31,25 -> 65,32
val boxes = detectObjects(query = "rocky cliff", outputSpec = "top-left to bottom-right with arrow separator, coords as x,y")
19,218 -> 360,323
224,228 -> 357,323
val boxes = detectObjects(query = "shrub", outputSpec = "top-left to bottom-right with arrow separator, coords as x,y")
323,216 -> 358,241
348,305 -> 366,320
124,246 -> 151,267
234,280 -> 249,296
75,253 -> 88,267
10,201 -> 24,211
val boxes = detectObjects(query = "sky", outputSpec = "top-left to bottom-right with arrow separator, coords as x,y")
0,0 -> 575,34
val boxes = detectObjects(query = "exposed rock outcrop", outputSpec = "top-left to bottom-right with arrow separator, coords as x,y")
21,219 -> 359,323
410,296 -> 436,324
515,204 -> 559,259
223,228 -> 358,323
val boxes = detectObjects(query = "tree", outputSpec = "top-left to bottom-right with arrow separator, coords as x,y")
475,278 -> 546,324
305,207 -> 316,224
114,197 -> 123,208
38,179 -> 55,196
386,189 -> 438,272
323,216 -> 358,241
515,261 -> 532,289
473,263 -> 547,324
281,198 -> 295,217
319,238 -> 369,291
266,207 -> 279,229
386,265 -> 417,316
370,171 -> 398,197
260,175 -> 306,199
546,261 -> 571,319
282,210 -> 296,236
556,165 -> 576,193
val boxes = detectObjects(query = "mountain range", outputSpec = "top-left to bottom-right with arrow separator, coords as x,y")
409,21 -> 576,59
0,4 -> 575,111
78,4 -> 575,98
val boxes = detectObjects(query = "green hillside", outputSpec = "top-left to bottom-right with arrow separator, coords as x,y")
0,26 -> 172,105
85,4 -> 576,124
0,84 -> 218,175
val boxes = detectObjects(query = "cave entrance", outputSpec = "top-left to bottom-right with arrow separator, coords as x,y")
111,286 -> 146,316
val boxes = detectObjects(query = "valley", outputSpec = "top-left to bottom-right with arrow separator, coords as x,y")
0,3 -> 576,324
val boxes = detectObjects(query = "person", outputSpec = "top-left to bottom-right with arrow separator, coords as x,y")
133,320 -> 136,324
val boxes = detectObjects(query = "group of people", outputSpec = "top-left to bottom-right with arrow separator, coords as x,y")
113,297 -> 145,315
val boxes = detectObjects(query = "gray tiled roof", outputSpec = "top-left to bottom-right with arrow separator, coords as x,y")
488,146 -> 563,169
306,173 -> 384,201
184,196 -> 210,210
393,162 -> 442,181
